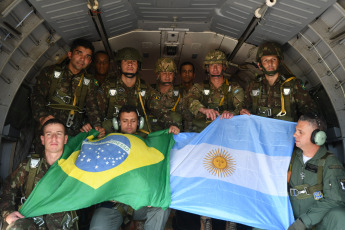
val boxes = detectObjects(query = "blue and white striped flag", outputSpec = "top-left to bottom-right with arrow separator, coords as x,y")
170,115 -> 296,229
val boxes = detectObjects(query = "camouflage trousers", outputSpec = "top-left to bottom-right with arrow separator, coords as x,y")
6,212 -> 77,230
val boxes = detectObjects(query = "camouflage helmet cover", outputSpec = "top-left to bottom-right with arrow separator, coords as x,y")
154,57 -> 177,74
203,50 -> 228,69
256,42 -> 284,62
116,47 -> 143,63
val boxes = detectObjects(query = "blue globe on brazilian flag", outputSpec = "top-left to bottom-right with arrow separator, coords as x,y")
20,130 -> 174,218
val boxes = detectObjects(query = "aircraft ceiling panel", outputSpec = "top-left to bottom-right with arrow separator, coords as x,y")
130,0 -> 223,31
97,0 -> 138,37
28,0 -> 100,43
247,0 -> 337,45
211,0 -> 257,39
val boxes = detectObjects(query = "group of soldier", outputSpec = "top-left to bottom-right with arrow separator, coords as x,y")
1,37 -> 345,230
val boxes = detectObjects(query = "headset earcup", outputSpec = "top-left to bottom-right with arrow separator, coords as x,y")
314,130 -> 327,146
311,129 -> 327,146
138,116 -> 144,130
112,117 -> 119,131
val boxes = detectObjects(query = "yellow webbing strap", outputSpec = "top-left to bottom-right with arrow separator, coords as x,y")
171,93 -> 181,112
277,77 -> 296,117
137,78 -> 152,133
138,129 -> 150,135
218,79 -> 229,107
69,74 -> 84,116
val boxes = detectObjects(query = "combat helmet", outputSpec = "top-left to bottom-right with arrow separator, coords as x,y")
256,42 -> 283,62
203,50 -> 228,69
154,57 -> 177,74
116,47 -> 143,69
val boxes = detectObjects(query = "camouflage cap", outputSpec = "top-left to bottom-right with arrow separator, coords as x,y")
154,57 -> 177,74
116,47 -> 143,63
256,42 -> 283,62
203,50 -> 228,69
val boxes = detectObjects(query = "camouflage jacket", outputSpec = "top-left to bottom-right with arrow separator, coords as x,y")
31,64 -> 102,136
148,85 -> 193,132
0,157 -> 71,228
99,76 -> 153,133
91,74 -> 115,121
186,80 -> 244,117
243,75 -> 317,121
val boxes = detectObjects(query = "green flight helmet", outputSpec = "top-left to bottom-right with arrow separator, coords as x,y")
256,42 -> 284,62
116,47 -> 143,69
203,50 -> 228,69
154,57 -> 177,74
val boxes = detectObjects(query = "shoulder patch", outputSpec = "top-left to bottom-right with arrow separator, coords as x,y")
300,82 -> 306,90
93,79 -> 99,87
155,95 -> 161,100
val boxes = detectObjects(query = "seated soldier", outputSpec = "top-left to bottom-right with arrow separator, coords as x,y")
0,119 -> 78,230
288,113 -> 345,230
89,105 -> 171,230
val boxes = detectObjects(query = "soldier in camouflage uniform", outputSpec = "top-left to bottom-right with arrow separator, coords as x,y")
178,62 -> 196,131
240,42 -> 317,121
147,57 -> 188,134
0,119 -> 78,230
90,105 -> 170,230
185,50 -> 244,132
80,51 -> 114,132
180,50 -> 244,230
96,47 -> 153,135
31,38 -> 105,155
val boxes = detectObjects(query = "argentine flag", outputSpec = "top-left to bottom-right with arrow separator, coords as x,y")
170,115 -> 295,229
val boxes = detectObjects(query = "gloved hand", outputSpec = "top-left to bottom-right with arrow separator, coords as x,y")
288,218 -> 306,230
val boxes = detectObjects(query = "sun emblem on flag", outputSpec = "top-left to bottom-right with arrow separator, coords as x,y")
203,148 -> 236,177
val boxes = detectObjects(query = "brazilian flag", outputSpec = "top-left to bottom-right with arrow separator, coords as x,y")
20,129 -> 174,217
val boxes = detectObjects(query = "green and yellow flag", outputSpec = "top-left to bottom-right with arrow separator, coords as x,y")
20,129 -> 174,217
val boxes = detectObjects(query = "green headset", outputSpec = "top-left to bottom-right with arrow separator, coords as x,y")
112,108 -> 144,131
310,114 -> 327,146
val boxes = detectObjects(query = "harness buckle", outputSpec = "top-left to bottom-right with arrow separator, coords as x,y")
258,107 -> 272,117
276,111 -> 287,117
66,113 -> 75,127
290,187 -> 310,196
32,217 -> 45,227
56,91 -> 71,104
20,196 -> 26,205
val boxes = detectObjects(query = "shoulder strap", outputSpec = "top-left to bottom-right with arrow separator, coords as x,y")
48,66 -> 64,98
25,154 -> 42,197
171,86 -> 181,112
276,76 -> 296,117
219,79 -> 230,107
307,152 -> 332,194
287,148 -> 297,183
137,78 -> 151,133
106,80 -> 118,119
77,75 -> 91,110
251,79 -> 262,114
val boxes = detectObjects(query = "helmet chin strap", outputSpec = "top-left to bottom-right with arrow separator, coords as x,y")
208,68 -> 224,78
122,71 -> 136,78
262,69 -> 278,76
260,61 -> 280,76
161,82 -> 173,86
